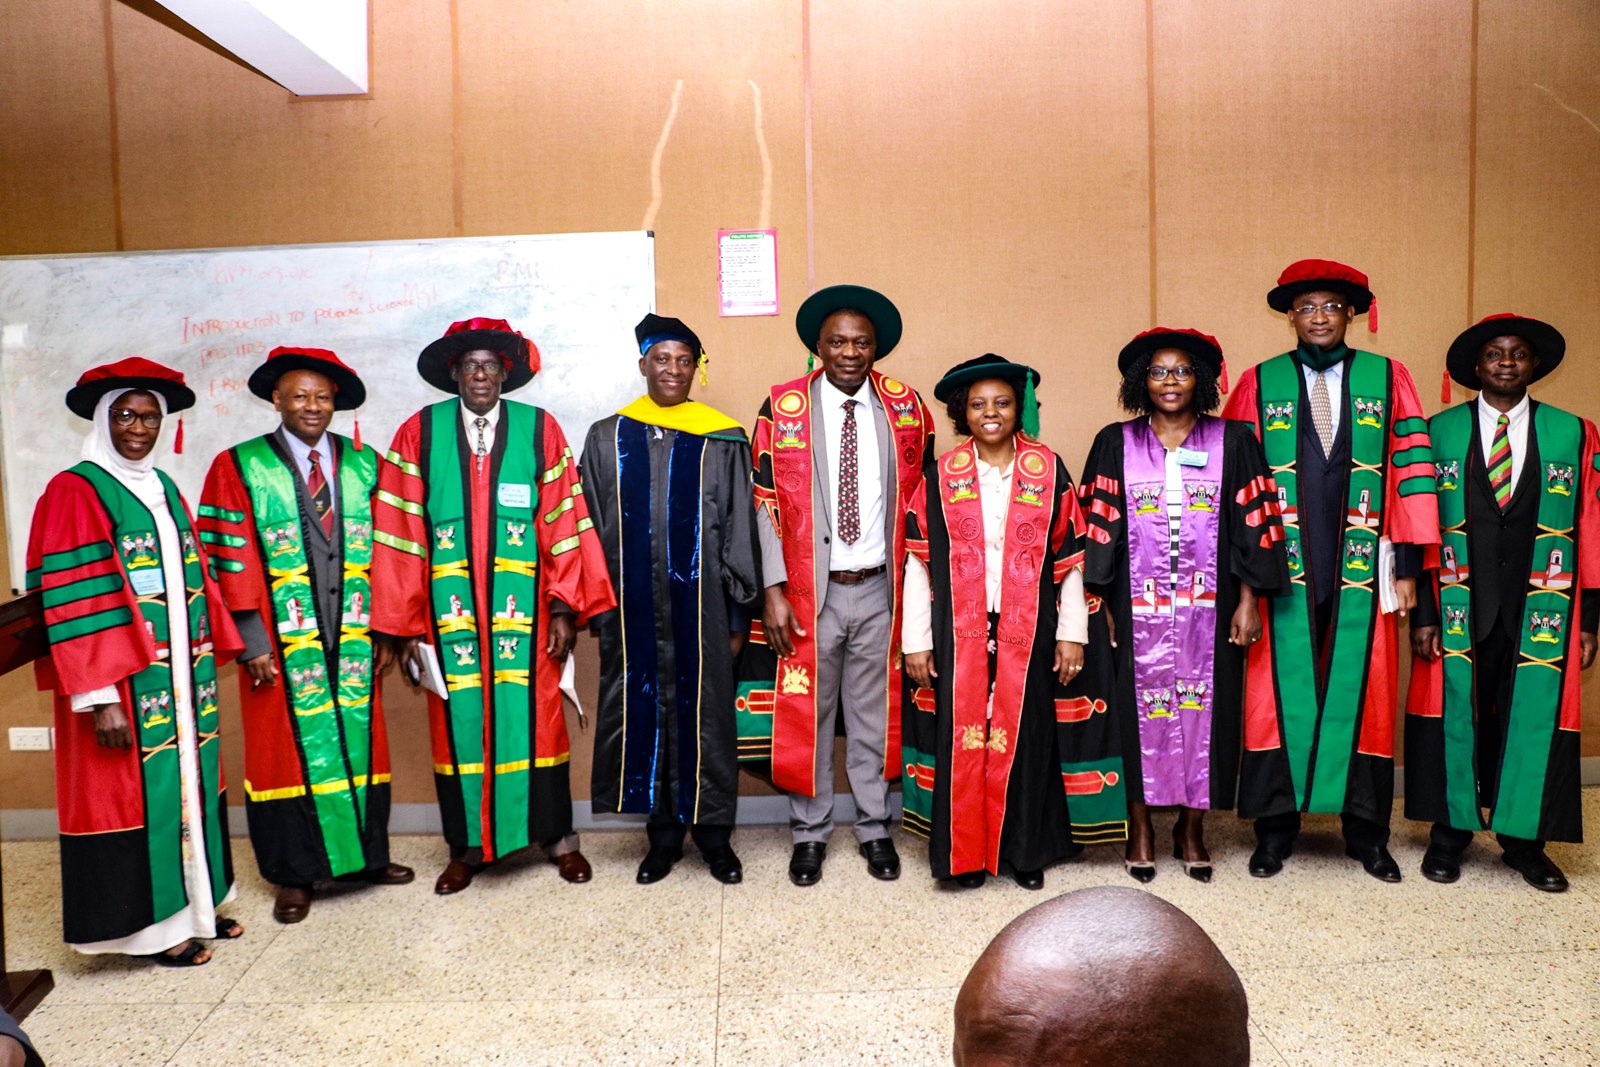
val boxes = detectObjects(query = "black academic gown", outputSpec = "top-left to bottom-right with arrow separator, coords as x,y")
581,414 -> 761,829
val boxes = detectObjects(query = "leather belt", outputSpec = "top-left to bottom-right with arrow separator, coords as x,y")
828,564 -> 886,585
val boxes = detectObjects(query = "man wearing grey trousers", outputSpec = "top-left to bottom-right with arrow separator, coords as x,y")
751,284 -> 935,886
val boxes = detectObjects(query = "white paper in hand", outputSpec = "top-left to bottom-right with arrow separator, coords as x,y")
1377,536 -> 1399,614
412,642 -> 449,697
559,653 -> 587,730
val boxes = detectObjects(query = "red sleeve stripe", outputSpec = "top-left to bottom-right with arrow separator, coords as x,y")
1088,499 -> 1122,522
1259,525 -> 1286,548
1235,474 -> 1273,506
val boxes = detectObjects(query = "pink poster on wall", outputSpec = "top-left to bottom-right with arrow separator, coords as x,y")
717,229 -> 779,316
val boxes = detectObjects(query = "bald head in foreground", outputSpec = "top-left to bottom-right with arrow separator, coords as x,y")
953,886 -> 1250,1066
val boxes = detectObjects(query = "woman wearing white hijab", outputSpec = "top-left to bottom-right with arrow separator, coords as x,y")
25,358 -> 243,966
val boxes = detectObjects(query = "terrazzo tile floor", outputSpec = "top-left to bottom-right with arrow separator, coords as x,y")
7,788 -> 1599,1065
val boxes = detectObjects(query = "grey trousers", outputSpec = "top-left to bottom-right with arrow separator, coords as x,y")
790,572 -> 893,845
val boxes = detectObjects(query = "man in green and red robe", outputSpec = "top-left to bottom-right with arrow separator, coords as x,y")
1407,314 -> 1599,892
750,284 -> 934,886
199,346 -> 413,924
1222,259 -> 1440,882
371,318 -> 616,895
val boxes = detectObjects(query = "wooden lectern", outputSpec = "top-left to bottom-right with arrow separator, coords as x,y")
0,592 -> 53,1019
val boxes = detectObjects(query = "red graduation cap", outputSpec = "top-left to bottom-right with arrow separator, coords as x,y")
1267,258 -> 1377,332
417,317 -> 540,395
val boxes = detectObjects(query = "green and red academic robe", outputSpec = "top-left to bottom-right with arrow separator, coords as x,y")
901,437 -> 1126,878
198,431 -> 394,885
582,398 -> 762,827
1405,401 -> 1600,842
371,399 -> 616,865
744,368 -> 933,794
27,464 -> 241,946
1221,352 -> 1440,825
1080,417 -> 1289,811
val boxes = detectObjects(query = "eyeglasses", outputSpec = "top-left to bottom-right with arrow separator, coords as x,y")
457,359 -> 506,378
1291,301 -> 1346,317
1147,366 -> 1195,382
110,408 -> 162,429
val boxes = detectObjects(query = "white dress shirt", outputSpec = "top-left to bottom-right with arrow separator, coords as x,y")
901,452 -> 1089,652
1476,392 -> 1531,490
1300,359 -> 1344,439
818,374 -> 885,570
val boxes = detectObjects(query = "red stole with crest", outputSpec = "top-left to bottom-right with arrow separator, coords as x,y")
759,368 -> 930,795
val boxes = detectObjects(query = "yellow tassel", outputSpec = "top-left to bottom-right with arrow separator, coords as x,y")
698,351 -> 709,386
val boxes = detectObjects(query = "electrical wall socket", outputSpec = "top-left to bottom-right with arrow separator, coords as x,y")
8,726 -> 52,751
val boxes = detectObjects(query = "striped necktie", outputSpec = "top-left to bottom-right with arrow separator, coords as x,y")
307,449 -> 335,537
1488,413 -> 1513,509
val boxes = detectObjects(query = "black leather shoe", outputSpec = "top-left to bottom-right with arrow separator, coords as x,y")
636,845 -> 682,885
1420,849 -> 1461,884
1346,845 -> 1402,883
1013,867 -> 1044,890
1502,849 -> 1568,893
953,871 -> 986,889
858,838 -> 901,881
789,842 -> 826,886
1248,843 -> 1286,878
704,846 -> 743,885
1124,860 -> 1156,884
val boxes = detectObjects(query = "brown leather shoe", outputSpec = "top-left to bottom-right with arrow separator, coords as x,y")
434,859 -> 479,895
365,862 -> 416,886
552,851 -> 592,884
273,884 -> 312,924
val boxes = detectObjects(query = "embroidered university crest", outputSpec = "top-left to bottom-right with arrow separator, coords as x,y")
1529,612 -> 1564,644
1443,605 -> 1468,636
343,518 -> 372,551
1141,688 -> 1174,719
1545,463 -> 1575,496
262,524 -> 300,558
1185,482 -> 1219,512
1343,539 -> 1374,572
504,520 -> 526,547
120,531 -> 159,568
433,524 -> 456,551
888,398 -> 920,428
1264,401 -> 1295,431
947,476 -> 978,503
1352,396 -> 1385,429
774,419 -> 806,449
1130,484 -> 1163,515
1434,460 -> 1460,492
1013,480 -> 1046,507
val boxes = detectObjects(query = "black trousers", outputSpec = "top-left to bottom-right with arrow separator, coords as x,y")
1428,619 -> 1542,859
1254,593 -> 1390,853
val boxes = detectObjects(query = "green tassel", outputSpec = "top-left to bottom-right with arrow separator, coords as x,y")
1022,374 -> 1039,438
807,353 -> 815,372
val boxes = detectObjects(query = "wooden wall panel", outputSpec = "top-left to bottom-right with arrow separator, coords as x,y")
1476,0 -> 1600,755
807,0 -> 1151,464
454,1 -> 810,423
1151,0 -> 1474,407
110,0 -> 455,250
0,0 -> 118,253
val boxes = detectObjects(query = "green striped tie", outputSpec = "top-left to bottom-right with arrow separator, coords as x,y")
1488,413 -> 1513,509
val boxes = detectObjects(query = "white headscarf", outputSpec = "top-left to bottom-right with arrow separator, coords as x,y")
80,389 -> 171,509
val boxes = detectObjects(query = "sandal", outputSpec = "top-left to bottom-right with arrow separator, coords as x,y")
149,939 -> 211,967
207,917 -> 244,940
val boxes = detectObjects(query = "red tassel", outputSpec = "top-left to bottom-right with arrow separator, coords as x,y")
1441,369 -> 1451,405
174,417 -> 184,455
353,418 -> 363,451
1368,294 -> 1378,333
1218,358 -> 1230,395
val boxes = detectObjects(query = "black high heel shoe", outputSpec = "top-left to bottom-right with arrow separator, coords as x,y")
1172,824 -> 1213,883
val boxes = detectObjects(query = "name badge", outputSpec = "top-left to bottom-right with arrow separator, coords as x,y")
1175,447 -> 1209,468
498,483 -> 532,509
129,569 -> 164,596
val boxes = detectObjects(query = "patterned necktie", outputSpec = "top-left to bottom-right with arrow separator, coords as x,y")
474,416 -> 489,470
307,449 -> 334,538
838,399 -> 860,544
1310,372 -> 1334,459
1488,413 -> 1513,508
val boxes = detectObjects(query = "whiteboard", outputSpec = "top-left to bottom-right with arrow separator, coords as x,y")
0,231 -> 656,591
